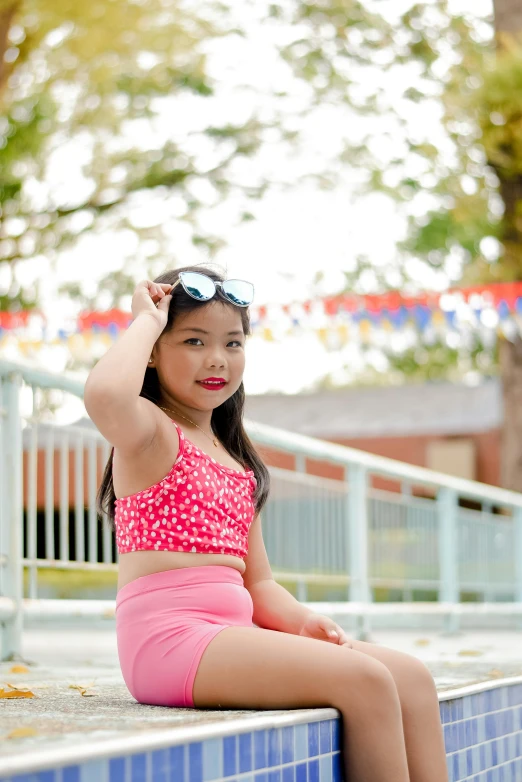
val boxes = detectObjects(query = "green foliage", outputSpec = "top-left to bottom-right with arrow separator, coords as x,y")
0,0 -> 238,310
475,33 -> 522,179
384,338 -> 497,384
317,339 -> 497,389
397,9 -> 522,290
400,194 -> 502,270
0,93 -> 55,224
275,0 -> 518,311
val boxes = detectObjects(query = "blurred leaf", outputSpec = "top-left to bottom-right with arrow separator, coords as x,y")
69,683 -> 97,697
0,684 -> 35,698
457,649 -> 484,657
5,726 -> 39,738
8,665 -> 29,674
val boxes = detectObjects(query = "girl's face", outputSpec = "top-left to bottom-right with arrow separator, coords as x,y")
153,301 -> 246,411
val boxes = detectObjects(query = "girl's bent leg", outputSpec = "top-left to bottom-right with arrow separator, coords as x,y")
350,639 -> 448,782
192,626 -> 409,782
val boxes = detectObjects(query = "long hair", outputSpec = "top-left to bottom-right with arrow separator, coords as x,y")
96,264 -> 270,529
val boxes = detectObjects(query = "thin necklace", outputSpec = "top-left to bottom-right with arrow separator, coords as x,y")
158,404 -> 219,448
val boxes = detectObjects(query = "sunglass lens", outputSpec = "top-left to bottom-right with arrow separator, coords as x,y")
179,272 -> 216,301
222,279 -> 254,306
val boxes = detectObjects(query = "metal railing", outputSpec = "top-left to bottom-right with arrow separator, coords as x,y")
2,358 -> 522,659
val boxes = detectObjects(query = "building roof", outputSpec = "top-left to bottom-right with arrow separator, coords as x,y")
243,379 -> 502,439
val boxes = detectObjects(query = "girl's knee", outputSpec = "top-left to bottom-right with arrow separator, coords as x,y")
397,655 -> 438,712
408,657 -> 437,695
401,654 -> 436,689
342,652 -> 400,703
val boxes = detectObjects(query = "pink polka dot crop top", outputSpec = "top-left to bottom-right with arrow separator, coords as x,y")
114,419 -> 257,557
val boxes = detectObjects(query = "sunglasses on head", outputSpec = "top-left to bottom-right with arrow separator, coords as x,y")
170,271 -> 254,307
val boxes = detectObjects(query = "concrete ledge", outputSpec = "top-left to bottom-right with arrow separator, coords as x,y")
2,627 -> 522,781
1,677 -> 522,780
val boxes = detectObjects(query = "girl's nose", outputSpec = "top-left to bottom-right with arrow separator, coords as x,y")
208,356 -> 226,367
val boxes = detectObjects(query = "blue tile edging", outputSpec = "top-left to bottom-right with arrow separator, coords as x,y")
3,677 -> 522,782
439,676 -> 522,782
0,708 -> 340,782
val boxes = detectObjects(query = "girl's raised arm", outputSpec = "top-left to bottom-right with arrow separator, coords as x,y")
83,280 -> 172,454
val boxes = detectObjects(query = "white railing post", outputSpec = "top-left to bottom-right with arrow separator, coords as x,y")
438,487 -> 460,635
514,507 -> 522,630
347,463 -> 372,640
294,453 -> 307,602
0,374 -> 24,660
401,482 -> 414,601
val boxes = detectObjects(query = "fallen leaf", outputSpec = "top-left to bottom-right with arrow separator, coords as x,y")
457,650 -> 484,657
5,727 -> 39,739
68,684 -> 97,697
487,669 -> 505,678
9,665 -> 29,674
0,684 -> 35,699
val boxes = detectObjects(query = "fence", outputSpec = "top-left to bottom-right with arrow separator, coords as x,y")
2,358 -> 522,660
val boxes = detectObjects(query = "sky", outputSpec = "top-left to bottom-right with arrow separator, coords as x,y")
7,0 -> 494,415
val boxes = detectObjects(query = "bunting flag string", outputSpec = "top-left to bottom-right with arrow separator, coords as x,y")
2,281 -> 522,361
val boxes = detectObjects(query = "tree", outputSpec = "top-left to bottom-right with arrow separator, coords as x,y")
0,0 -> 401,312
389,1 -> 522,490
489,0 -> 522,491
297,1 -> 522,491
0,0 -> 263,311
0,0 -> 486,310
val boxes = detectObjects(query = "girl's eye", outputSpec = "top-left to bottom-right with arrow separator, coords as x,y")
185,338 -> 243,347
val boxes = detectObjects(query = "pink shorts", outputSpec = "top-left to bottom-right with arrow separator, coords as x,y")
115,565 -> 254,708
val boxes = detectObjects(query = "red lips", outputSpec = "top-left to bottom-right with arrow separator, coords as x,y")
197,378 -> 227,390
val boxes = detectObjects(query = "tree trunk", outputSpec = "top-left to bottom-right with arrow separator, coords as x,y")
493,0 -> 522,34
0,2 -> 18,97
499,337 -> 522,491
493,0 -> 522,490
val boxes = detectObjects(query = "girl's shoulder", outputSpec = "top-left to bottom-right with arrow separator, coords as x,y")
87,391 -> 167,459
112,406 -> 181,500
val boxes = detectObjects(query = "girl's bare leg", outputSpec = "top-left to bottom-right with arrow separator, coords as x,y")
350,639 -> 448,782
191,626 -> 410,782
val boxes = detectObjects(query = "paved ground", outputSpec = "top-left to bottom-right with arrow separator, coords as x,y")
1,621 -> 522,761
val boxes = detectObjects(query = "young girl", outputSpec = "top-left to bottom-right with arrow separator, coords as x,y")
85,264 -> 448,782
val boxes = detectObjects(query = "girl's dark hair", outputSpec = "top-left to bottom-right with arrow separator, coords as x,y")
96,263 -> 270,529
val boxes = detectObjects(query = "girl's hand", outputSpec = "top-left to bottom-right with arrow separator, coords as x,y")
131,280 -> 173,330
299,614 -> 354,648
